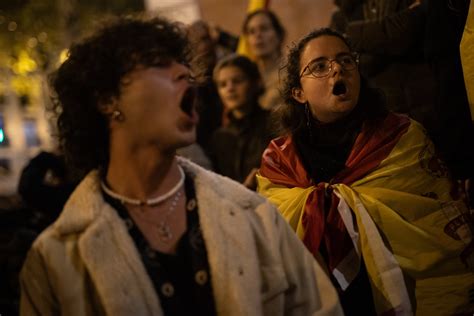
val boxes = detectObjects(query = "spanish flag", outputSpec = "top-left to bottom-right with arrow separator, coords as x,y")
257,113 -> 474,315
237,0 -> 271,58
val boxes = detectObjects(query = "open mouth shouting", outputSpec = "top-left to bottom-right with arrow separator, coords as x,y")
332,80 -> 347,96
180,86 -> 199,123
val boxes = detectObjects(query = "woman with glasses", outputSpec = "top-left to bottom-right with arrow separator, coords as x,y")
257,28 -> 474,315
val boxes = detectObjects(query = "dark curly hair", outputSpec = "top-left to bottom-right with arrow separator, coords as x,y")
50,15 -> 190,176
277,28 -> 387,136
242,9 -> 286,47
213,53 -> 265,100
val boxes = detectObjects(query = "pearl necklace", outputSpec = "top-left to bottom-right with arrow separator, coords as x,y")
100,166 -> 185,206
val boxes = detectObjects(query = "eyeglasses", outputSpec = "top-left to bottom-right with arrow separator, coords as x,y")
300,53 -> 359,78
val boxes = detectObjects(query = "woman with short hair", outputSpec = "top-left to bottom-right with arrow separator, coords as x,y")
19,17 -> 343,316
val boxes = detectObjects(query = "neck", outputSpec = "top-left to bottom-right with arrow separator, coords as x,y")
231,102 -> 255,120
106,142 -> 180,202
256,51 -> 281,75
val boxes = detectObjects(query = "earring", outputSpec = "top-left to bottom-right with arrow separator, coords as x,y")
305,103 -> 314,141
305,103 -> 312,129
111,110 -> 124,122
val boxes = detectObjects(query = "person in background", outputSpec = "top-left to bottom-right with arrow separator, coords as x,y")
19,16 -> 343,316
332,0 -> 474,204
257,28 -> 474,315
330,0 -> 436,139
422,0 -> 474,186
0,151 -> 80,315
18,151 -> 78,222
242,9 -> 285,110
210,54 -> 274,189
176,20 -> 221,169
185,20 -> 239,156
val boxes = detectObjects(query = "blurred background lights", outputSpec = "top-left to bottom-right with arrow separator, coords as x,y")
8,21 -> 17,31
59,49 -> 69,64
37,32 -> 48,43
12,51 -> 37,75
27,37 -> 38,48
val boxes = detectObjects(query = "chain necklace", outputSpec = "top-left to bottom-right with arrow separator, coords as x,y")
124,189 -> 183,244
100,166 -> 185,207
155,190 -> 181,242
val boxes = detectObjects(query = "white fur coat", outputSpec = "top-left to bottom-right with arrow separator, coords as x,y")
20,158 -> 342,316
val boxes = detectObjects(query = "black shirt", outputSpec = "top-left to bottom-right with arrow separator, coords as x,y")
210,106 -> 273,183
102,175 -> 216,316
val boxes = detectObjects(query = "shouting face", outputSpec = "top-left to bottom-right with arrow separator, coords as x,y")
293,35 -> 360,123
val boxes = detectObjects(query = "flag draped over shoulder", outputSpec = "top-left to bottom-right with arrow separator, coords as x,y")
257,113 -> 474,315
237,0 -> 270,58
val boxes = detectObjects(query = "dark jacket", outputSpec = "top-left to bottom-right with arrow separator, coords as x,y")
209,106 -> 273,183
332,0 -> 436,129
422,0 -> 474,179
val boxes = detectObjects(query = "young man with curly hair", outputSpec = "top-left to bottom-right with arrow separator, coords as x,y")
19,16 -> 342,316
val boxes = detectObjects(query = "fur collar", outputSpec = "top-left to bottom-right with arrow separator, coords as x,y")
52,157 -> 268,315
54,157 -> 262,234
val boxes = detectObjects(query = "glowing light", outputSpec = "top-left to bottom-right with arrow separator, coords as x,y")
8,21 -> 17,31
59,49 -> 69,64
27,37 -> 38,48
11,75 -> 41,102
0,129 -> 4,143
12,51 -> 37,75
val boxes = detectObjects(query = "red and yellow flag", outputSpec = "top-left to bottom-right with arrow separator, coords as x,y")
257,113 -> 474,315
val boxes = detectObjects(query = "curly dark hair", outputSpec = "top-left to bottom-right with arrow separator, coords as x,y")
50,15 -> 190,176
277,28 -> 387,136
212,53 -> 265,100
242,9 -> 286,46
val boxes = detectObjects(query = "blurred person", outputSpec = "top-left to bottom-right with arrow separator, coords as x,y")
18,150 -> 78,222
334,0 -> 474,188
423,0 -> 474,183
0,151 -> 79,315
0,197 -> 38,315
185,20 -> 239,155
19,16 -> 343,316
331,0 -> 436,137
211,24 -> 239,56
332,0 -> 474,196
242,9 -> 285,110
257,28 -> 474,315
178,20 -> 221,165
210,54 -> 274,189
187,20 -> 238,80
180,20 -> 239,169
187,20 -> 219,80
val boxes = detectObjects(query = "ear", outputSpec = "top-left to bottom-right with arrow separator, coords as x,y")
98,97 -> 118,116
291,87 -> 307,104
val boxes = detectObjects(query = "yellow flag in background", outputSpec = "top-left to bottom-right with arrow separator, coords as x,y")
237,0 -> 270,59
460,0 -> 474,120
